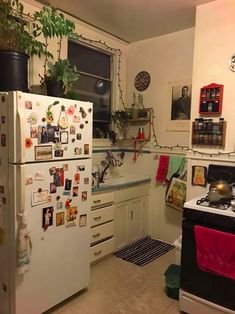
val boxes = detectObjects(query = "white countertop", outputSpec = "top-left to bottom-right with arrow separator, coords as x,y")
92,176 -> 151,192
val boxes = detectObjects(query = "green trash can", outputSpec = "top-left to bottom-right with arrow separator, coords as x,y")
164,264 -> 181,300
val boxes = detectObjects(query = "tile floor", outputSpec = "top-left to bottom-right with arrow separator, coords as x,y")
49,249 -> 181,314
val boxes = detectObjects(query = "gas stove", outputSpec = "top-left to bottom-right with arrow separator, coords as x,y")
184,195 -> 235,217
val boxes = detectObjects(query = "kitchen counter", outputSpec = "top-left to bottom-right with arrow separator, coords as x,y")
92,177 -> 151,193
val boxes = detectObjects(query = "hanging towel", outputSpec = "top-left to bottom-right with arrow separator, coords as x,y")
194,225 -> 235,281
166,156 -> 185,181
17,214 -> 32,274
155,155 -> 169,183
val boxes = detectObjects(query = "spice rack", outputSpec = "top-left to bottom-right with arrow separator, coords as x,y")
199,83 -> 223,115
192,118 -> 226,148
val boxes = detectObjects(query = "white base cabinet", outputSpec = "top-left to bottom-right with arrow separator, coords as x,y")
91,183 -> 150,259
114,196 -> 148,251
114,184 -> 149,251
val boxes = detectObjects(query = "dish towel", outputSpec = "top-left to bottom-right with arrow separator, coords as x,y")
166,156 -> 185,181
17,213 -> 32,274
194,225 -> 235,281
155,155 -> 169,183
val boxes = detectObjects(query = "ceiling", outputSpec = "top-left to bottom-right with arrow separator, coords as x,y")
43,0 -> 216,43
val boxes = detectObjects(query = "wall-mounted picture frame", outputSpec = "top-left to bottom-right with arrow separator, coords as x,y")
192,166 -> 207,186
167,80 -> 192,132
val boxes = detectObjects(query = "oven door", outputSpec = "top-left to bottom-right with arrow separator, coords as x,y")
180,208 -> 235,311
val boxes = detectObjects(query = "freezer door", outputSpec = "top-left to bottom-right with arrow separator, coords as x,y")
4,91 -> 92,163
9,159 -> 91,314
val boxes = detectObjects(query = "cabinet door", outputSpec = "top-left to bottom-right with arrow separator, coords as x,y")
114,201 -> 129,251
128,198 -> 144,243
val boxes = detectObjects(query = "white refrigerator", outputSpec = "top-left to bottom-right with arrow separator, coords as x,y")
0,91 -> 93,314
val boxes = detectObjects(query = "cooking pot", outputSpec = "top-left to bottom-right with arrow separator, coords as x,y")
208,180 -> 233,201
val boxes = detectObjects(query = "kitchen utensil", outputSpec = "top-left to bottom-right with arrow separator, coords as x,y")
207,187 -> 221,203
209,180 -> 233,200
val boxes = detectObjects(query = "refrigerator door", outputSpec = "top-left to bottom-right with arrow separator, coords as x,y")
9,158 -> 91,314
1,91 -> 92,164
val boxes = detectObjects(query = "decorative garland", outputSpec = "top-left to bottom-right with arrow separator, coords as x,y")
78,34 -> 126,109
76,34 -> 235,158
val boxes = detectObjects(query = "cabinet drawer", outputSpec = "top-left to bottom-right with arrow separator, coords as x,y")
90,237 -> 115,263
90,221 -> 114,245
91,192 -> 114,209
91,205 -> 114,227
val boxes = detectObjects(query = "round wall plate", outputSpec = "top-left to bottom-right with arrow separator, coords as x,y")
134,71 -> 150,91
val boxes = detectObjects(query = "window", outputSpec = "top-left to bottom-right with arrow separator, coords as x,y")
68,40 -> 113,138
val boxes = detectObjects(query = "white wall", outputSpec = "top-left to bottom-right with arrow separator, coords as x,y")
190,0 -> 235,152
127,29 -> 195,242
186,0 -> 235,201
127,28 -> 194,147
23,0 -> 128,111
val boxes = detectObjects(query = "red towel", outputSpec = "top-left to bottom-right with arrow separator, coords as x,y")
194,225 -> 235,280
155,155 -> 169,183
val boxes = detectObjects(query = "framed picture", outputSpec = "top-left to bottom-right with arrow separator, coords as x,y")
166,177 -> 187,211
60,131 -> 68,144
192,166 -> 207,186
167,80 -> 192,132
35,145 -> 52,160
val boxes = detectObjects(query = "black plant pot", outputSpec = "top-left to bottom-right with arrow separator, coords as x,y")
45,79 -> 65,98
0,51 -> 29,92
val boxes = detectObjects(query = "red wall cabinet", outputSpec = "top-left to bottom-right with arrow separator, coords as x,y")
199,83 -> 223,115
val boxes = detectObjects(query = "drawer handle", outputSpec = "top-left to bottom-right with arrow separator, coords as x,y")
94,216 -> 102,220
92,233 -> 101,238
94,250 -> 102,256
93,200 -> 101,204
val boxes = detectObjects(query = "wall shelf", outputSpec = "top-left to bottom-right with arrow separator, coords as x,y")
199,83 -> 223,115
192,118 -> 226,148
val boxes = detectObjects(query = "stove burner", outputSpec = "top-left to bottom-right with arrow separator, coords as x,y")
196,196 -> 232,210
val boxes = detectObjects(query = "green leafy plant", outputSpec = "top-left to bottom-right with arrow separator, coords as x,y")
0,0 -> 48,57
0,0 -> 80,95
112,110 -> 129,139
44,59 -> 79,94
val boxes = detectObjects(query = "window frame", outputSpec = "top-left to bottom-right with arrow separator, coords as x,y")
68,39 -> 116,138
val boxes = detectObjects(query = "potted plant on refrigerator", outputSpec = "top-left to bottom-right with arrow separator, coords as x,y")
0,0 -> 79,94
0,0 -> 49,92
34,5 -> 80,97
41,59 -> 79,98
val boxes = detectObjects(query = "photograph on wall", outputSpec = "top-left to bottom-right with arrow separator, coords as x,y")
192,166 -> 207,186
167,80 -> 191,132
166,177 -> 187,211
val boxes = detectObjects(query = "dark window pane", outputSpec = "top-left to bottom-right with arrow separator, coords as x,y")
68,41 -> 110,79
74,74 -> 111,122
68,40 -> 112,139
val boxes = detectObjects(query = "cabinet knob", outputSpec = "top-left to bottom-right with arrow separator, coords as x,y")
130,210 -> 133,220
94,216 -> 102,221
93,200 -> 101,204
92,233 -> 101,238
94,250 -> 102,256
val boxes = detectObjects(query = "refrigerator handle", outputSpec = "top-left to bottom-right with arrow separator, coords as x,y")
18,165 -> 26,215
17,106 -> 26,163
